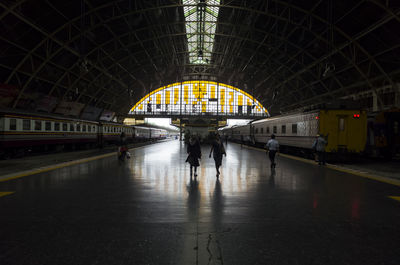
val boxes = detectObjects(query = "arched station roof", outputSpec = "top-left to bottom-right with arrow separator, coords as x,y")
0,0 -> 399,118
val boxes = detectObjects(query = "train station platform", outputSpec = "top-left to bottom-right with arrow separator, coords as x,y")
1,140 -> 400,265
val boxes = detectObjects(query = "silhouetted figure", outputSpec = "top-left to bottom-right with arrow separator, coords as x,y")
186,136 -> 201,177
209,134 -> 226,178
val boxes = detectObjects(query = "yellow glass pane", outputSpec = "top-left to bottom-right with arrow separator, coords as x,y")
202,101 -> 207,112
238,95 -> 243,106
220,89 -> 225,113
165,90 -> 171,105
156,94 -> 161,105
199,83 -> 206,99
229,92 -> 234,113
174,88 -> 179,104
210,86 -> 216,99
220,89 -> 225,105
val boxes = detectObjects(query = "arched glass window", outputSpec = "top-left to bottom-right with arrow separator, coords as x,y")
129,81 -> 268,117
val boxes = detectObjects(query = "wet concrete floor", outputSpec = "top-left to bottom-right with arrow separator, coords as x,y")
0,140 -> 400,265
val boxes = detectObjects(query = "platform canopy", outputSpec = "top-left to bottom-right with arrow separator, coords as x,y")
0,1 -> 399,118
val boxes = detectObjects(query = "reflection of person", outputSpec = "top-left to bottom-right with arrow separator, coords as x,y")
186,136 -> 201,177
312,134 -> 327,165
212,179 -> 223,225
187,177 -> 200,220
265,134 -> 279,168
269,169 -> 276,187
209,134 -> 226,178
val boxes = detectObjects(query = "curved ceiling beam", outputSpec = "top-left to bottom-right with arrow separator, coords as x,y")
269,8 -> 400,109
1,1 -> 398,113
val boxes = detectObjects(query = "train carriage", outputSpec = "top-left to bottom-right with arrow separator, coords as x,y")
100,122 -> 135,145
0,110 -> 168,158
0,111 -> 99,156
222,109 -> 367,159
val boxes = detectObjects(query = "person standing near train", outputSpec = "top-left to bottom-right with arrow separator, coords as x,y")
312,134 -> 327,165
117,132 -> 128,161
209,134 -> 226,178
186,135 -> 201,177
265,134 -> 279,168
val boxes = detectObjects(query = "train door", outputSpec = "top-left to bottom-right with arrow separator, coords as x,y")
337,115 -> 348,150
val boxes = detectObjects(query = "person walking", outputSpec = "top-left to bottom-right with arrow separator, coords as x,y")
209,134 -> 226,178
312,134 -> 327,165
265,134 -> 279,168
186,136 -> 201,177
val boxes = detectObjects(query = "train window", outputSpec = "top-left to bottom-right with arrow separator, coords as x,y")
266,127 -> 270,133
76,124 -> 81,131
273,126 -> 277,134
62,123 -> 67,131
23,120 -> 31,131
292,124 -> 297,134
45,121 -> 51,131
281,125 -> 286,134
339,118 -> 345,131
88,125 -> 91,132
255,128 -> 258,134
35,120 -> 42,131
54,122 -> 60,131
261,128 -> 264,134
9,119 -> 17,130
82,125 -> 87,132
70,123 -> 75,132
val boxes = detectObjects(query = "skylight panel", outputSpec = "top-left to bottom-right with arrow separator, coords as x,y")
182,0 -> 220,65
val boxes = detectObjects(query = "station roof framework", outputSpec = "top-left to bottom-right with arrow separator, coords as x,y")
0,0 -> 399,118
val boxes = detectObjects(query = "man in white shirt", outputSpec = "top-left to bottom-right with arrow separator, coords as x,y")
265,134 -> 279,168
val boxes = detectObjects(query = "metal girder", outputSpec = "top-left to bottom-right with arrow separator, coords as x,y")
0,2 -> 129,109
1,0 -> 398,114
282,68 -> 400,111
0,35 -> 122,102
268,9 -> 400,110
0,62 -> 117,105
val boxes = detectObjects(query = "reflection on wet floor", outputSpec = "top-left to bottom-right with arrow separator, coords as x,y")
1,140 -> 400,265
